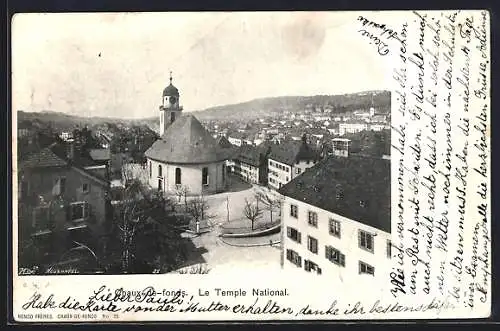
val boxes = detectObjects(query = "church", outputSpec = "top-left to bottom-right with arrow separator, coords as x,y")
144,74 -> 229,195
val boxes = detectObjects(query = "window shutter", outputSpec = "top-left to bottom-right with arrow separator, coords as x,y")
32,209 -> 38,228
52,178 -> 60,196
65,205 -> 71,222
82,202 -> 89,219
287,227 -> 291,237
298,232 -> 301,244
325,246 -> 330,259
297,256 -> 302,267
340,253 -> 346,267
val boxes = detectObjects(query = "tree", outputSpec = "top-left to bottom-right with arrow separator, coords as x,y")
185,194 -> 214,233
255,191 -> 281,224
174,185 -> 190,211
107,179 -> 185,273
243,198 -> 263,230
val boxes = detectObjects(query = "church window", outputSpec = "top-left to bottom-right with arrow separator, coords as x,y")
202,167 -> 209,186
158,165 -> 162,177
149,162 -> 152,178
175,168 -> 182,185
158,178 -> 163,191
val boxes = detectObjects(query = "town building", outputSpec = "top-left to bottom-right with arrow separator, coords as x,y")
60,131 -> 73,141
268,137 -> 320,190
17,121 -> 33,138
145,77 -> 230,195
231,144 -> 272,185
227,132 -> 247,147
278,155 -> 390,281
332,138 -> 351,157
339,122 -> 369,136
18,141 -> 112,243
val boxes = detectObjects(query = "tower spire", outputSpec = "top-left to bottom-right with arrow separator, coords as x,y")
169,70 -> 173,84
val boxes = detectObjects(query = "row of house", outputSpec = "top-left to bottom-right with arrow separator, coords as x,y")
222,130 -> 391,281
224,136 -> 322,189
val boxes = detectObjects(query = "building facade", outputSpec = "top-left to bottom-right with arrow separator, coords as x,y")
278,155 -> 391,282
18,142 -> 112,242
147,157 -> 227,195
339,122 -> 369,136
268,138 -> 319,190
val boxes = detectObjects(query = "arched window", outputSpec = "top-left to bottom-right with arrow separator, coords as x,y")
149,161 -> 152,178
202,167 -> 209,186
158,164 -> 162,177
175,167 -> 181,185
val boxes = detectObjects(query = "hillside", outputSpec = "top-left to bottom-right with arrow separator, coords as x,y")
17,90 -> 391,128
17,110 -> 137,131
193,90 -> 391,121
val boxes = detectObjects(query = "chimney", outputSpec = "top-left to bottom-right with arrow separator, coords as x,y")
66,138 -> 75,161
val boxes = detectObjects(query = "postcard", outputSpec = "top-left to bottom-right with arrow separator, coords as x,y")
11,10 -> 490,322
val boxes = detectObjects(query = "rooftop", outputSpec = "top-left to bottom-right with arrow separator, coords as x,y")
145,114 -> 230,164
278,155 -> 390,233
268,139 -> 320,166
19,142 -> 109,184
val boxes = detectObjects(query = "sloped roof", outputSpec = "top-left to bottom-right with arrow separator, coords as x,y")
278,155 -> 390,232
19,142 -> 109,184
89,148 -> 111,161
216,136 -> 233,149
268,140 -> 320,166
145,114 -> 228,164
20,146 -> 68,168
235,144 -> 262,167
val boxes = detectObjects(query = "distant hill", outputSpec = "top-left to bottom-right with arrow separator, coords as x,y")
192,90 -> 391,121
17,90 -> 391,129
16,110 -> 137,131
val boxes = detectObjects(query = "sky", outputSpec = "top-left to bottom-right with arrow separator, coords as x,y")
12,12 -> 392,119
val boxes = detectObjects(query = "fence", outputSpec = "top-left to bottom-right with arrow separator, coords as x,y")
219,220 -> 281,237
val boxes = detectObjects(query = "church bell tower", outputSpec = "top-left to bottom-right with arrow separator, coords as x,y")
159,71 -> 183,136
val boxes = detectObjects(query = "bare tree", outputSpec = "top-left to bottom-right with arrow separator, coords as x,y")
243,198 -> 263,230
185,193 -> 214,233
111,179 -> 178,273
174,185 -> 190,211
122,163 -> 148,186
255,190 -> 281,224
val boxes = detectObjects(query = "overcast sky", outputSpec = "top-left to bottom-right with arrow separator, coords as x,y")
12,12 -> 392,119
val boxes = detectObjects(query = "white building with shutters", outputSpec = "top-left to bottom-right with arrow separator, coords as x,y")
278,155 -> 391,283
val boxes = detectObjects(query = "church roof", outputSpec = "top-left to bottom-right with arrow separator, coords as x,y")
163,83 -> 179,97
145,114 -> 229,164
